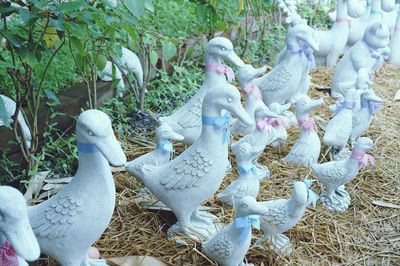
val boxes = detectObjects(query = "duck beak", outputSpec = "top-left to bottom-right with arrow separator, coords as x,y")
280,103 -> 291,112
250,145 -> 264,156
96,133 -> 127,167
5,217 -> 40,261
229,103 -> 254,127
249,65 -> 267,80
225,51 -> 245,67
306,98 -> 324,112
170,130 -> 185,141
365,91 -> 383,102
264,108 -> 279,118
250,201 -> 269,216
306,37 -> 319,51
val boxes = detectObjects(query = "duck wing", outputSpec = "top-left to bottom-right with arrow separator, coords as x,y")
176,97 -> 202,129
312,161 -> 346,182
255,65 -> 292,93
160,148 -> 214,190
260,199 -> 289,225
218,179 -> 247,199
29,193 -> 84,239
203,233 -> 233,259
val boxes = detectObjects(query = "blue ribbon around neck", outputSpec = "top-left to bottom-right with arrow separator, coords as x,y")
361,100 -> 382,118
234,215 -> 260,243
303,179 -> 319,208
77,142 -> 99,153
238,164 -> 259,175
362,38 -> 386,69
202,112 -> 231,144
287,43 -> 316,70
156,140 -> 173,153
333,100 -> 356,115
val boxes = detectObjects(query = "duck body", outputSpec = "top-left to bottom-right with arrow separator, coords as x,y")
99,61 -> 125,95
389,9 -> 400,65
217,174 -> 260,206
346,0 -> 371,48
112,47 -> 143,88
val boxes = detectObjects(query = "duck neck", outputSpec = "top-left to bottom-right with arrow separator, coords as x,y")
370,0 -> 382,16
198,104 -> 230,149
204,54 -> 231,84
336,0 -> 349,20
75,143 -> 112,180
155,137 -> 172,156
237,161 -> 258,178
288,198 -> 305,217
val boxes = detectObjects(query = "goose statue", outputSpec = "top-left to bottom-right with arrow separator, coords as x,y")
256,22 -> 319,105
111,46 -> 144,97
125,123 -> 184,178
283,95 -> 324,166
389,9 -> 400,65
312,137 -> 375,212
0,95 -> 32,149
233,106 -> 278,179
313,0 -> 365,66
232,64 -> 267,135
217,142 -> 265,206
268,102 -> 295,148
351,89 -> 383,142
158,37 -> 245,145
203,196 -> 268,266
331,22 -> 390,99
323,88 -> 359,160
140,84 -> 253,240
0,186 -> 40,266
259,181 -> 318,254
28,109 -> 127,265
98,61 -> 125,97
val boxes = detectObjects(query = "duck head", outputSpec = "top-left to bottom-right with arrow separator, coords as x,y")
364,23 -> 390,49
231,142 -> 264,165
156,123 -> 184,142
268,102 -> 291,116
0,186 -> 40,261
360,89 -> 383,103
381,0 -> 396,12
205,37 -> 245,67
346,0 -> 366,18
288,181 -> 308,216
238,64 -> 267,88
288,23 -> 319,51
254,106 -> 278,122
353,137 -> 374,152
235,196 -> 269,217
76,109 -> 127,166
294,95 -> 324,116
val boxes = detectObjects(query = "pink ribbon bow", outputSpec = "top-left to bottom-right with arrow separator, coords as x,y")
205,64 -> 235,83
336,17 -> 351,26
267,117 -> 289,129
351,151 -> 376,170
0,241 -> 18,266
242,83 -> 262,100
298,118 -> 317,132
256,118 -> 273,131
395,27 -> 400,33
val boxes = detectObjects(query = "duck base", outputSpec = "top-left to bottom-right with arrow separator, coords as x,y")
320,186 -> 351,212
257,234 -> 293,255
167,220 -> 223,244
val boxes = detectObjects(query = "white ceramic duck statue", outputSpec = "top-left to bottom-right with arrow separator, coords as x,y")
331,22 -> 390,99
323,88 -> 359,159
28,109 -> 127,265
351,89 -> 383,142
232,64 -> 267,135
369,0 -> 398,31
158,37 -> 245,145
313,0 -> 365,66
259,181 -> 319,254
0,186 -> 40,266
125,123 -> 184,178
389,9 -> 400,65
98,61 -> 125,96
345,0 -> 372,49
203,196 -> 268,266
140,84 -> 253,240
0,95 -> 32,149
283,95 -> 324,166
217,142 -> 264,206
256,23 -> 319,105
111,46 -> 144,97
268,102 -> 296,148
312,137 -> 375,212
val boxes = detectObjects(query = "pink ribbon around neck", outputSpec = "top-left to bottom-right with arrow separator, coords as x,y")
267,117 -> 288,129
336,17 -> 351,25
205,64 -> 235,83
351,150 -> 376,170
242,83 -> 262,100
0,241 -> 18,266
256,118 -> 274,131
395,27 -> 400,33
298,118 -> 317,132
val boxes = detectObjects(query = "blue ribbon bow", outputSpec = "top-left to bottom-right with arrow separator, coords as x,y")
287,43 -> 316,70
333,100 -> 355,115
202,112 -> 231,144
238,164 -> 259,175
77,142 -> 99,153
363,39 -> 386,70
234,215 -> 260,242
156,141 -> 173,154
304,179 -> 319,208
361,100 -> 382,118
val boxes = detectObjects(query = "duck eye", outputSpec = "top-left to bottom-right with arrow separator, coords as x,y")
242,203 -> 248,208
87,130 -> 94,136
221,47 -> 227,51
227,97 -> 233,103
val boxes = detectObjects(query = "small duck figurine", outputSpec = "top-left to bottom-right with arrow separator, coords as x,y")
125,123 -> 184,178
203,196 -> 268,266
284,95 -> 324,166
234,106 -> 278,179
259,181 -> 318,254
0,186 -> 40,266
323,88 -> 358,159
159,37 -> 245,145
312,137 -> 375,212
232,64 -> 267,135
351,89 -> 383,142
256,22 -> 319,105
217,142 -> 265,206
268,102 -> 296,148
140,84 -> 253,240
98,61 -> 125,96
28,110 -> 127,265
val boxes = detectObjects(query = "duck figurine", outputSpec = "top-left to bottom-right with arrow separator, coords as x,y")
331,22 -> 390,99
344,0 -> 372,49
140,84 -> 253,240
256,22 -> 319,105
232,64 -> 267,135
125,123 -> 184,178
203,196 -> 268,266
159,37 -> 245,145
0,186 -> 40,266
259,181 -> 318,254
312,137 -> 375,212
98,61 -> 125,97
389,9 -> 400,65
351,89 -> 383,142
283,95 -> 324,166
268,102 -> 296,148
217,142 -> 265,206
28,109 -> 127,265
323,88 -> 358,160
0,94 -> 32,149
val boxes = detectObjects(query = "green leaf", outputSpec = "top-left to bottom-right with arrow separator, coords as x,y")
69,36 -> 84,54
56,0 -> 86,12
162,42 -> 176,61
1,31 -> 22,48
95,54 -> 107,71
19,9 -> 39,26
149,50 -> 158,66
0,96 -> 10,127
123,0 -> 145,18
44,89 -> 60,106
144,0 -> 154,12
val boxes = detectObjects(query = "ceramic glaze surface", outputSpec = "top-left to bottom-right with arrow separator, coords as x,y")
389,9 -> 400,65
99,61 -> 125,96
28,110 -> 127,266
268,102 -> 295,148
